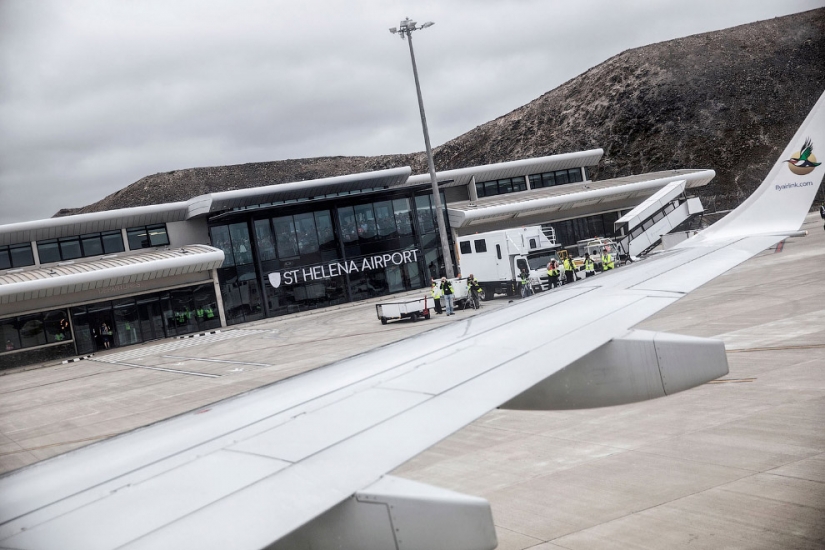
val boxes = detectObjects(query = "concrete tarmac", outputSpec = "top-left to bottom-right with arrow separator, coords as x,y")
1,212 -> 823,549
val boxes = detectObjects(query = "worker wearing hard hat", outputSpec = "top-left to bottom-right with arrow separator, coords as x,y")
547,260 -> 560,289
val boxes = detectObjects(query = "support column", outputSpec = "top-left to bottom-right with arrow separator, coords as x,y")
211,268 -> 228,327
30,241 -> 40,266
524,174 -> 531,191
122,228 -> 131,251
468,176 -> 478,203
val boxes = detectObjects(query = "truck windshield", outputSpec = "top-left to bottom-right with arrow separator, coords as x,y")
527,252 -> 557,270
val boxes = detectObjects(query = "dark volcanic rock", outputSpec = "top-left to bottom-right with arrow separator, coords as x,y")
63,9 -> 824,216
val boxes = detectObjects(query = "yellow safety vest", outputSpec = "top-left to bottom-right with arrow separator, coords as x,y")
431,286 -> 442,299
547,268 -> 559,276
564,259 -> 575,272
602,254 -> 614,269
585,259 -> 595,271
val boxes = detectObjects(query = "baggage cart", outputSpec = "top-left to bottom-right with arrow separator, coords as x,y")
375,296 -> 431,325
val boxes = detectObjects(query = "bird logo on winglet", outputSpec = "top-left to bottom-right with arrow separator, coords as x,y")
785,137 -> 821,175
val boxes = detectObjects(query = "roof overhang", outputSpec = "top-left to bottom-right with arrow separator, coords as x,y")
0,244 -> 224,305
405,149 -> 604,188
448,169 -> 715,228
0,203 -> 190,247
186,167 -> 412,218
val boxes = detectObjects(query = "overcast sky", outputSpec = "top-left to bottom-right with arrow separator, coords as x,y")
1,0 -> 822,223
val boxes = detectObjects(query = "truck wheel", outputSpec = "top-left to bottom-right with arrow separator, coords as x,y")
424,312 -> 431,320
381,317 -> 388,325
410,313 -> 419,322
480,285 -> 492,301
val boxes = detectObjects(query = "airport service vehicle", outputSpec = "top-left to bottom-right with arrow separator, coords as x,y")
375,295 -> 431,324
457,226 -> 561,299
3,93 -> 822,550
576,237 -> 621,270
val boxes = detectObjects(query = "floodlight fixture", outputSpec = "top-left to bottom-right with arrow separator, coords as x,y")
388,17 -> 454,278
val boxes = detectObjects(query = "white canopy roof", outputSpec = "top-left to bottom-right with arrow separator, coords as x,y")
447,169 -> 715,228
0,244 -> 224,305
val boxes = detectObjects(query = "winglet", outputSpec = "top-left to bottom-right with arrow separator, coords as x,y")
695,91 -> 825,242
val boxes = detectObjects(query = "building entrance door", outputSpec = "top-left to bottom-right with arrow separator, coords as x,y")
137,297 -> 165,342
86,303 -> 115,352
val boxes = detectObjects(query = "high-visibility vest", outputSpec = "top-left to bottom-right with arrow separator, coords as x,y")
547,268 -> 559,277
520,273 -> 529,284
431,286 -> 442,299
602,254 -> 614,269
564,259 -> 575,272
585,259 -> 595,272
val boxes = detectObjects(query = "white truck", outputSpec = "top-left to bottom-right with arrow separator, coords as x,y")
456,226 -> 561,300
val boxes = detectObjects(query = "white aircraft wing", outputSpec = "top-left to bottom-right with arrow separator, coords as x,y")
1,92 -> 823,550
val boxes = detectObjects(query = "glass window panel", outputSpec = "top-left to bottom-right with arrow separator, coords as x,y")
294,213 -> 319,255
387,265 -> 405,293
127,227 -> 149,250
58,238 -> 82,260
9,244 -> 34,267
415,196 -> 435,234
484,181 -> 498,196
101,231 -> 125,254
315,211 -> 335,249
254,219 -> 277,261
568,168 -> 583,183
475,181 -> 485,198
498,178 -> 513,194
81,234 -> 104,257
0,248 -> 10,270
542,172 -> 555,187
229,223 -> 253,265
192,284 -> 221,330
373,201 -> 396,238
43,310 -> 71,344
37,240 -> 61,264
170,288 -> 198,334
18,314 -> 46,348
113,300 -> 140,347
337,206 -> 358,243
474,239 -> 487,253
392,199 -> 413,236
555,170 -> 569,185
147,224 -> 170,246
459,241 -> 472,254
354,204 -> 376,240
514,177 -> 527,192
272,216 -> 299,258
209,225 -> 235,267
528,174 -> 542,189
1,318 -> 21,352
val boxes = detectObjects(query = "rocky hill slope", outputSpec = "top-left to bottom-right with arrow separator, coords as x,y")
61,9 -> 825,216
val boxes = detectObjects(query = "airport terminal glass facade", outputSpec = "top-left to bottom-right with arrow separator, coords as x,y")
208,188 -> 451,324
546,211 -> 622,248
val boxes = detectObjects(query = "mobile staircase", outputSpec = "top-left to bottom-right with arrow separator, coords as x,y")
614,180 -> 704,257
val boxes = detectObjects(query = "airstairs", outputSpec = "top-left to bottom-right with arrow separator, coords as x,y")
614,180 -> 704,257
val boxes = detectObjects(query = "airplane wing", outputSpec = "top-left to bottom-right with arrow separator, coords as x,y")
1,92 -> 823,550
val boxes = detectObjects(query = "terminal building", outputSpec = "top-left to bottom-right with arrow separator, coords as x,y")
0,149 -> 715,368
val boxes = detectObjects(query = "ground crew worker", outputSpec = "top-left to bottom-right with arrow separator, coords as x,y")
563,257 -> 576,284
467,275 -> 482,309
430,279 -> 443,314
602,248 -> 615,270
440,277 -> 455,316
558,257 -> 566,285
584,253 -> 596,277
519,269 -> 531,298
547,260 -> 560,289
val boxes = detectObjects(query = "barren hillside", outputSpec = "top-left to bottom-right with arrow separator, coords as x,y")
61,9 -> 825,216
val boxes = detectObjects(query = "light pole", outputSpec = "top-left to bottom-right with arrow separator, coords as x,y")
390,17 -> 455,279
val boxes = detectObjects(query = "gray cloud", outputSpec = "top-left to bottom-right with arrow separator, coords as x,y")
1,0 -> 822,222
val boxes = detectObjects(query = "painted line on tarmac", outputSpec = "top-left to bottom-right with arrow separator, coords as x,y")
163,355 -> 275,368
90,359 -> 220,378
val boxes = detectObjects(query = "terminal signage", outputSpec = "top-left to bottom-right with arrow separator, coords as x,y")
268,249 -> 420,288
